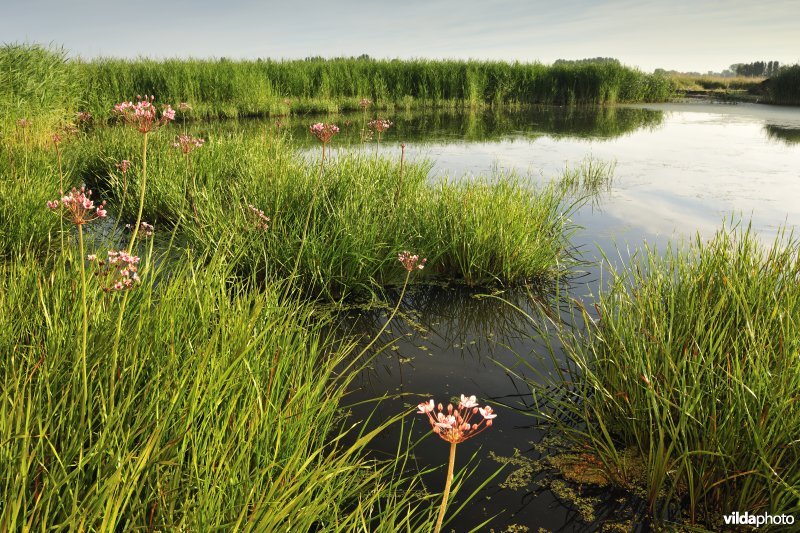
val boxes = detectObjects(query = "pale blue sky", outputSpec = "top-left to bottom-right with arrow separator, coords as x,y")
3,0 -> 798,72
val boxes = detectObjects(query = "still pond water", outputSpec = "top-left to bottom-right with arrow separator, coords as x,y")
315,102 -> 800,532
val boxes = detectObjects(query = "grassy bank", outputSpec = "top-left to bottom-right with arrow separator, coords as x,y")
527,224 -> 800,528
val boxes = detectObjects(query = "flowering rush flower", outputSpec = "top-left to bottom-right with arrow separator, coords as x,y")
247,204 -> 270,231
368,118 -> 392,133
116,159 -> 132,174
173,134 -> 205,154
178,102 -> 192,112
47,186 -> 107,225
309,123 -> 340,144
398,251 -> 426,272
16,118 -> 31,128
359,98 -> 372,109
417,395 -> 496,444
76,111 -> 92,123
125,221 -> 154,238
113,95 -> 175,133
89,250 -> 141,292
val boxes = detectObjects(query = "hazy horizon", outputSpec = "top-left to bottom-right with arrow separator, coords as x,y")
3,0 -> 798,74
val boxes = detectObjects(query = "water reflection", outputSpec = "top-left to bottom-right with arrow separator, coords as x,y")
275,106 -> 665,146
764,124 -> 800,145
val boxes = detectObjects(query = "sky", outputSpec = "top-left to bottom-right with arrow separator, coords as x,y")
2,0 -> 799,73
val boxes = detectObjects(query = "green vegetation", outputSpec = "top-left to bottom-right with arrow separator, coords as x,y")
525,223 -> 800,527
75,56 -> 674,117
768,65 -> 800,105
1,42 -> 586,529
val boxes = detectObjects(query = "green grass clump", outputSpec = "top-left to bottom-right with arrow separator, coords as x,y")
0,248 -> 432,530
63,125 -> 576,297
527,223 -> 800,526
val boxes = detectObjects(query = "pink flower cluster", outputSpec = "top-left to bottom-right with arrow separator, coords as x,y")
173,134 -> 205,154
398,251 -> 426,272
116,159 -> 132,174
368,118 -> 392,133
309,123 -> 340,144
47,186 -> 107,225
113,95 -> 175,133
17,118 -> 31,128
76,111 -> 92,123
417,395 -> 497,444
178,102 -> 192,112
125,221 -> 154,238
248,204 -> 270,231
359,98 -> 372,109
88,250 -> 141,292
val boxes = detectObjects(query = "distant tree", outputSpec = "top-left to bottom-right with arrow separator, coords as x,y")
734,60 -> 781,77
554,57 -> 621,66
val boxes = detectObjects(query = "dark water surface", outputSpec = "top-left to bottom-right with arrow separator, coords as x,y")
318,103 -> 800,531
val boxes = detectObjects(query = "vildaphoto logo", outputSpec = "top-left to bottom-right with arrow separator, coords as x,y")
723,511 -> 795,527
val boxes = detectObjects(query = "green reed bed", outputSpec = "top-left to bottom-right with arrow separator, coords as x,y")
65,54 -> 675,119
526,224 -> 800,527
0,247 -> 435,530
768,65 -> 800,105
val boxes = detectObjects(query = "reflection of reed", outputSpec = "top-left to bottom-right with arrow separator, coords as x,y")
183,106 -> 666,148
763,124 -> 800,145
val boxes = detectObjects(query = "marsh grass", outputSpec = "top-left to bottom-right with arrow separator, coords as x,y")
558,156 -> 616,198
521,223 -> 800,527
66,127 -> 577,297
0,247 -> 437,530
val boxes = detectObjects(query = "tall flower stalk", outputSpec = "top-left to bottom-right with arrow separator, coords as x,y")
356,252 -> 426,359
173,134 -> 205,223
359,98 -> 372,143
286,123 -> 339,292
417,395 -> 497,533
368,118 -> 392,154
48,187 -> 107,421
113,96 -> 174,252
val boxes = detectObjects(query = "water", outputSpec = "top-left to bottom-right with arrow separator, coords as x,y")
325,102 -> 800,531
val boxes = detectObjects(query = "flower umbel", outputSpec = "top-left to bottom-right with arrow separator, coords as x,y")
116,159 -> 132,175
125,221 -> 154,238
368,118 -> 392,134
359,98 -> 372,110
417,395 -> 496,444
247,204 -> 270,231
173,134 -> 205,154
113,95 -> 175,134
89,250 -> 141,292
48,186 -> 107,225
398,251 -> 426,272
309,123 -> 340,144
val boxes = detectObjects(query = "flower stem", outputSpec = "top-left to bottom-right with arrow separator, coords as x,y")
434,442 -> 458,533
356,269 -> 411,360
78,224 -> 88,422
128,132 -> 148,252
284,142 -> 325,296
